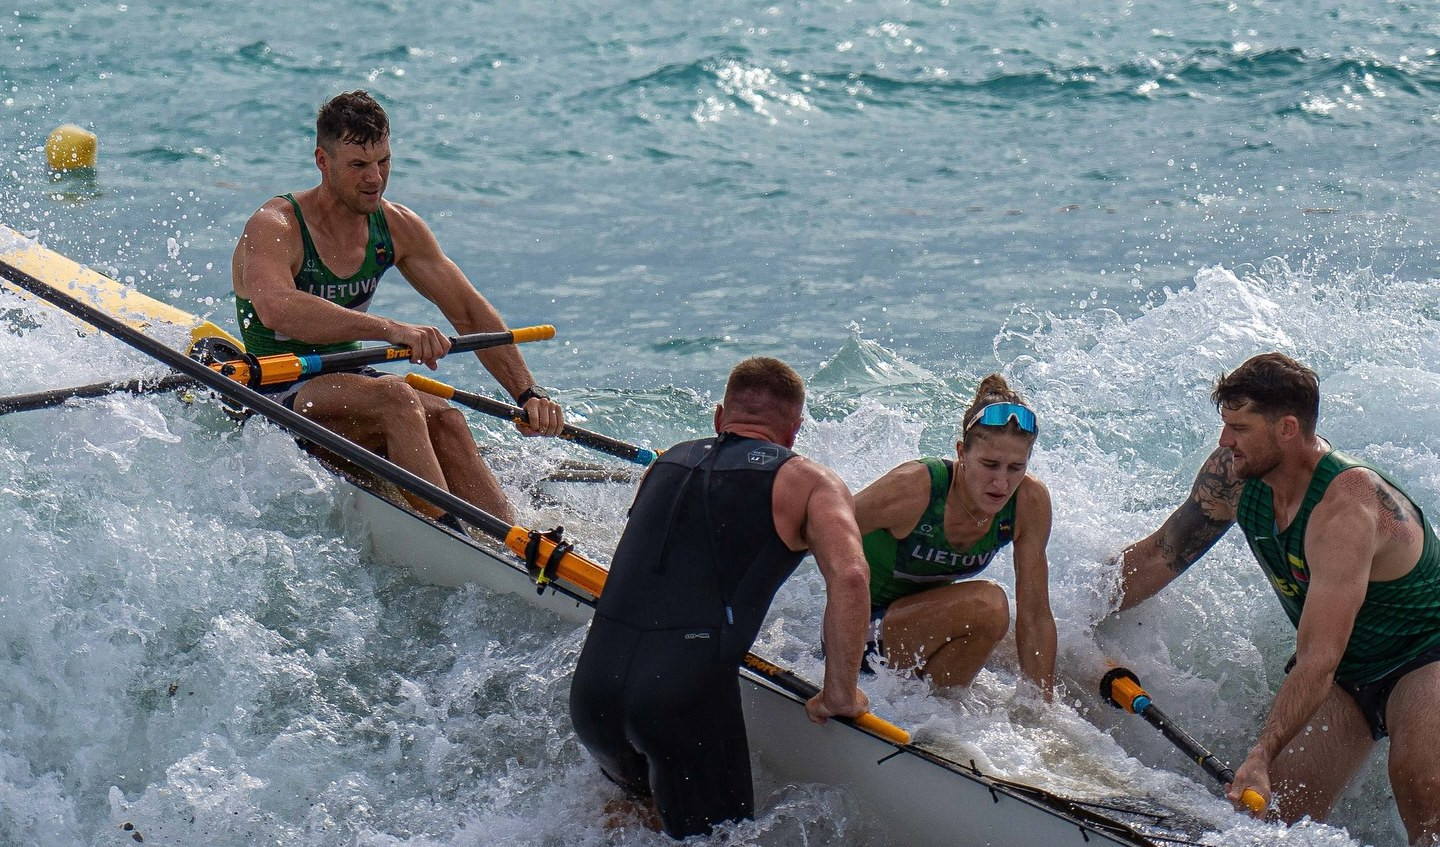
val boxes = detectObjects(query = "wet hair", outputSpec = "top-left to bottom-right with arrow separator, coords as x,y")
1211,352 -> 1319,434
961,374 -> 1036,447
723,356 -> 805,419
316,90 -> 389,152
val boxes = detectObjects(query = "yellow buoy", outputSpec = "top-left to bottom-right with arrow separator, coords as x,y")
45,124 -> 97,171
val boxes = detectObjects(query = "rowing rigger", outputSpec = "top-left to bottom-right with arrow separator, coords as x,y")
2,223 -> 1209,847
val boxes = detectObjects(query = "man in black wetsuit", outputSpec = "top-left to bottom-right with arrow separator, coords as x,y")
569,356 -> 872,838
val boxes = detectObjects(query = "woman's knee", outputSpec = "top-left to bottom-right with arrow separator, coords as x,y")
955,582 -> 1010,644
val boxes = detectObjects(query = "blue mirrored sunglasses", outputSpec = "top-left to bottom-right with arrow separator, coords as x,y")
965,402 -> 1038,434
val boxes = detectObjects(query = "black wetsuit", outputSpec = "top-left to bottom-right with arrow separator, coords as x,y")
569,433 -> 804,838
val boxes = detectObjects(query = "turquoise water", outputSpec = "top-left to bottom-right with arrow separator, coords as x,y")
5,1 -> 1440,844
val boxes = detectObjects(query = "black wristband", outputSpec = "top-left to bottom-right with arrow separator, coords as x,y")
515,385 -> 549,405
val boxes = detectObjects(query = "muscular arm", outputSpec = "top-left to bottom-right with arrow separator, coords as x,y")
1230,469 -> 1378,809
389,204 -> 537,395
1012,477 -> 1057,700
386,204 -> 563,433
777,459 -> 871,723
1116,447 -> 1241,611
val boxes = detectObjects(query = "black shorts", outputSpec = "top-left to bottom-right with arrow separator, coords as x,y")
1286,643 -> 1440,740
570,614 -> 752,838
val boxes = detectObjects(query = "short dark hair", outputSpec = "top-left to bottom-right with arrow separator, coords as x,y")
1211,352 -> 1319,434
723,357 -> 805,417
316,90 -> 389,151
962,373 -> 1035,447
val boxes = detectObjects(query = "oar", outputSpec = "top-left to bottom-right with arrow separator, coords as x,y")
1,256 -> 908,749
404,373 -> 659,466
0,373 -> 196,415
740,653 -> 911,745
214,325 -> 555,388
1101,666 -> 1265,813
0,326 -> 556,415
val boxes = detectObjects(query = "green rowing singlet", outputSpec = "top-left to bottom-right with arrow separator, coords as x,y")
864,457 -> 1018,608
235,194 -> 394,356
1236,448 -> 1440,684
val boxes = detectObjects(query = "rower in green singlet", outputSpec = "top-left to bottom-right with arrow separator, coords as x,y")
1113,352 -> 1440,843
230,90 -> 565,525
853,374 -> 1056,698
236,193 -> 393,358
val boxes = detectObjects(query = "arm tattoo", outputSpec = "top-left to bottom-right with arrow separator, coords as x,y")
1157,450 -> 1240,576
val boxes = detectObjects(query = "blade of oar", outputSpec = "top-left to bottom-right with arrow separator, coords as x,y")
0,256 -> 906,751
215,325 -> 555,388
1101,666 -> 1265,813
405,373 -> 659,466
0,372 -> 196,415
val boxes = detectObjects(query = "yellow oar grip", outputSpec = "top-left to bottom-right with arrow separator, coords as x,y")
405,372 -> 455,400
510,324 -> 555,344
856,711 -> 911,746
1240,788 -> 1266,814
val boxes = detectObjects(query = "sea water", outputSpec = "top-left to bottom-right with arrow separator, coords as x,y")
4,1 -> 1439,844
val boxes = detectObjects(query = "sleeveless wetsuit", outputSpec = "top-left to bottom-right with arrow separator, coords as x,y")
1237,448 -> 1440,689
863,457 -> 1018,609
569,434 -> 804,838
234,193 -> 394,357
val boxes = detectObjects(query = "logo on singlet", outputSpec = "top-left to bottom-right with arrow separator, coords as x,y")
748,446 -> 780,465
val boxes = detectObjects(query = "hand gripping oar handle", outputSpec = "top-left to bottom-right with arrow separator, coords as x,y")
740,652 -> 912,747
215,325 -> 556,387
502,526 -> 909,747
405,373 -> 659,466
1101,667 -> 1265,813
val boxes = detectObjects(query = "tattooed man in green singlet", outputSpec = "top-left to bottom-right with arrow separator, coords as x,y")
1115,353 -> 1440,845
232,90 -> 563,524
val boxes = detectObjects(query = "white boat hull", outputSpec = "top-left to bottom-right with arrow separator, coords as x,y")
351,484 -> 1160,847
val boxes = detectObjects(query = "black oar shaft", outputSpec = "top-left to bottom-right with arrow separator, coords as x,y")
219,325 -> 555,387
1133,702 -> 1235,784
1101,665 -> 1265,813
404,374 -> 658,466
305,326 -> 553,372
0,373 -> 196,415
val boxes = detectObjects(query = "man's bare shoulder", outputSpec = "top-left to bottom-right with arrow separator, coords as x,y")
1322,465 -> 1420,525
244,196 -> 297,230
774,454 -> 849,500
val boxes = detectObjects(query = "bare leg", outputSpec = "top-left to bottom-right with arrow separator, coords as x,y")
882,580 -> 1010,689
292,374 -> 511,521
1385,661 -> 1440,845
1267,682 -> 1374,825
420,397 -> 512,522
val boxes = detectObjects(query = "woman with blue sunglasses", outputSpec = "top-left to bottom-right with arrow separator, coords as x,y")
853,374 -> 1056,700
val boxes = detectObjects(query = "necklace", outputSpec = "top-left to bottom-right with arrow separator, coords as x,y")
951,467 -> 989,527
957,496 -> 989,527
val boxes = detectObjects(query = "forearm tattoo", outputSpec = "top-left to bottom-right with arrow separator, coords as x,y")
1158,450 -> 1240,575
